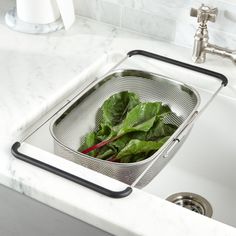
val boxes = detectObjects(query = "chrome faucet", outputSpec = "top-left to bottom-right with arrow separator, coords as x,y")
190,4 -> 236,64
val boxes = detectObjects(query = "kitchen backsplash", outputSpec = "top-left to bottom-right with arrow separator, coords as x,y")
74,0 -> 236,49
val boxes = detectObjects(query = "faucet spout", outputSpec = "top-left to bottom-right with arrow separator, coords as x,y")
204,43 -> 236,64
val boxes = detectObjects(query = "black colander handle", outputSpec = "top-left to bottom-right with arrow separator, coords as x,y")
127,50 -> 228,86
11,142 -> 132,198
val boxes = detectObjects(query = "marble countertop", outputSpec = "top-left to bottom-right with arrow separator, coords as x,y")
1,1 -> 236,235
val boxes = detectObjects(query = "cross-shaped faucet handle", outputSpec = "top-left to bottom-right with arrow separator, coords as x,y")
190,4 -> 218,24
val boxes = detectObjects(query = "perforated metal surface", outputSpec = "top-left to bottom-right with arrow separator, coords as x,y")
50,69 -> 200,188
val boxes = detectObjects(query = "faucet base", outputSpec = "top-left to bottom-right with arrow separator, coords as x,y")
192,54 -> 206,64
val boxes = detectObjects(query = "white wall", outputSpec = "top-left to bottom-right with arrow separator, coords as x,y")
74,0 -> 236,49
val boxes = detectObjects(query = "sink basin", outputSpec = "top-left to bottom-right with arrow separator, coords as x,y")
14,52 -> 236,231
144,92 -> 236,227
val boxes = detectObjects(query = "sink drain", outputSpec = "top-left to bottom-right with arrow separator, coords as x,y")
166,192 -> 213,217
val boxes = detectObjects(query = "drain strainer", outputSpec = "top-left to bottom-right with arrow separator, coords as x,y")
166,192 -> 213,217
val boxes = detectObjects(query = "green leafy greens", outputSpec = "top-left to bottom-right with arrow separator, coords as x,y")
79,91 -> 178,163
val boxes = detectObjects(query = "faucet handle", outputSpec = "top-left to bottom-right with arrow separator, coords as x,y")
190,8 -> 198,17
190,4 -> 218,24
207,7 -> 218,22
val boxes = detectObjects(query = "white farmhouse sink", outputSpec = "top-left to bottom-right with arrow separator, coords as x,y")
144,93 -> 236,227
15,52 -> 236,231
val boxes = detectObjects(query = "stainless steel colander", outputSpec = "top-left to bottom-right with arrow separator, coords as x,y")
50,69 -> 200,188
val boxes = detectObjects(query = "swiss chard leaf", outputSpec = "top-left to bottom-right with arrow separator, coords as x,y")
101,91 -> 140,127
96,148 -> 115,160
79,132 -> 98,156
117,102 -> 167,136
146,119 -> 178,141
96,123 -> 112,141
116,137 -> 170,162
